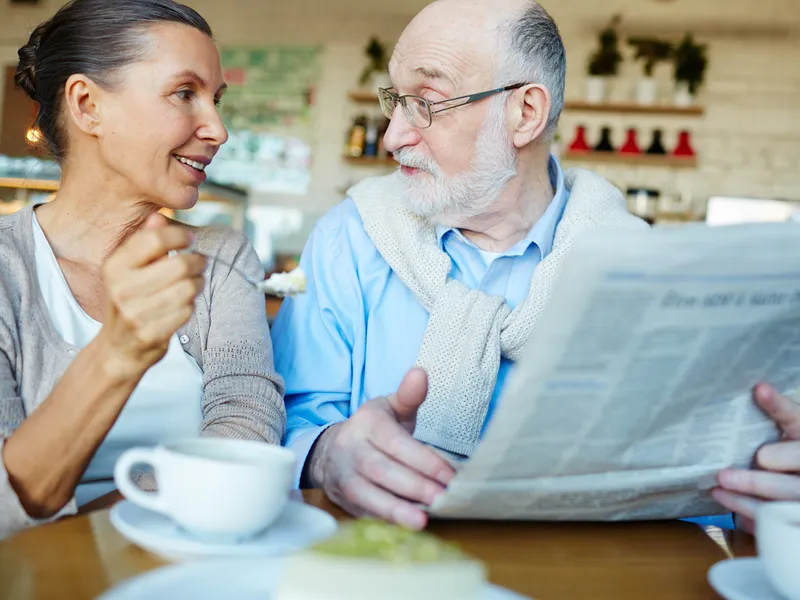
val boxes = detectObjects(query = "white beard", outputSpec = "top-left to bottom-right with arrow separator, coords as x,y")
393,95 -> 518,224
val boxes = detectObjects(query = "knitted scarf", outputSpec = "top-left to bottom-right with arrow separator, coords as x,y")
349,168 -> 648,457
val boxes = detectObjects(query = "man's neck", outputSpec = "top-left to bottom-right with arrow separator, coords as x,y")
34,160 -> 158,267
448,152 -> 554,253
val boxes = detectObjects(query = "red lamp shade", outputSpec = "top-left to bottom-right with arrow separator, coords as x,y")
673,130 -> 696,157
567,125 -> 591,153
620,128 -> 641,155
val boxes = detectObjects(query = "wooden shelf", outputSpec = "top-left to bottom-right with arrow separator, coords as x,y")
344,156 -> 397,167
348,90 -> 379,103
0,177 -> 59,191
564,101 -> 705,117
563,152 -> 698,169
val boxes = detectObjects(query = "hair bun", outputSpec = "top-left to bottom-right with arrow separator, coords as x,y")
15,24 -> 46,102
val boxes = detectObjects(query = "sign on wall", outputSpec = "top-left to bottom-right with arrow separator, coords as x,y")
206,46 -> 321,195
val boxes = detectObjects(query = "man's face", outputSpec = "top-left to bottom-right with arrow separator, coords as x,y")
383,6 -> 518,225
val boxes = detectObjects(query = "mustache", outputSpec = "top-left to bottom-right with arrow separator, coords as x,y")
393,148 -> 439,175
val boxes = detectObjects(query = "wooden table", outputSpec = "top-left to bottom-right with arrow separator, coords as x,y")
0,490 -> 754,600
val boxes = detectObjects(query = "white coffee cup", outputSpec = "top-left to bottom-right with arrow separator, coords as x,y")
114,438 -> 295,542
756,501 -> 800,600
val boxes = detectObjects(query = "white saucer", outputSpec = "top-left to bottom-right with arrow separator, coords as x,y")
109,500 -> 337,562
707,558 -> 786,600
99,558 -> 532,600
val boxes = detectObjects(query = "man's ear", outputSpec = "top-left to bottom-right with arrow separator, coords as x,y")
510,84 -> 552,148
63,73 -> 103,138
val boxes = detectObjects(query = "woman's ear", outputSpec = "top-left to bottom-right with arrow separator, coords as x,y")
63,73 -> 103,137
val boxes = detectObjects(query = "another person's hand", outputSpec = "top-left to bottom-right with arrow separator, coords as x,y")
99,213 -> 206,378
712,382 -> 800,533
306,368 -> 456,530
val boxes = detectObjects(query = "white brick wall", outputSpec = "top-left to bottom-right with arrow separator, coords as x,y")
559,31 -> 800,212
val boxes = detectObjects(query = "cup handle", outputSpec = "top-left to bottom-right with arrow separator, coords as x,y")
113,447 -> 169,515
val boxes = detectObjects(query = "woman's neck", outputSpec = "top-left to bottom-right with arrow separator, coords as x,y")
35,165 -> 158,266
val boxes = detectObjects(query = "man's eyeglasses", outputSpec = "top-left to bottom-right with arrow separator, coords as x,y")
378,83 -> 527,129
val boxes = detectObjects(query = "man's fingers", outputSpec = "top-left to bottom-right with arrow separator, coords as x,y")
711,488 -> 762,521
368,419 -> 454,487
717,468 -> 800,502
388,368 -> 428,427
756,440 -> 800,473
336,473 -> 428,530
753,382 -> 800,440
355,443 -> 445,506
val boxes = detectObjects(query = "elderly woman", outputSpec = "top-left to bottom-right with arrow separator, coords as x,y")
0,0 -> 285,539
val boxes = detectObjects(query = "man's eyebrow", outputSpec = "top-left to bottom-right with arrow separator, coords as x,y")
412,66 -> 457,89
171,69 -> 227,94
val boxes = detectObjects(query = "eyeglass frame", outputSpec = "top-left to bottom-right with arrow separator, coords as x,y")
377,83 -> 528,129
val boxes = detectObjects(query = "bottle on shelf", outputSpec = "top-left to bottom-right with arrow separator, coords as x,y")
364,117 -> 379,157
346,115 -> 368,158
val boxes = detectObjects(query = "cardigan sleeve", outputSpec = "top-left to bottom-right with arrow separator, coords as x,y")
0,291 -> 76,541
195,229 -> 286,445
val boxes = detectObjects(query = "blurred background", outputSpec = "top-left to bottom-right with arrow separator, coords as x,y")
1,0 -> 799,276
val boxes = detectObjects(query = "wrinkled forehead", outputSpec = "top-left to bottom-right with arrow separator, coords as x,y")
389,10 -> 498,93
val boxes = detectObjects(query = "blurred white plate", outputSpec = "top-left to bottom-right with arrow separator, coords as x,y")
707,558 -> 784,600
110,499 -> 337,562
99,558 -> 532,600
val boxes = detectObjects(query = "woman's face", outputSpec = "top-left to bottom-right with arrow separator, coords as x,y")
93,23 -> 228,210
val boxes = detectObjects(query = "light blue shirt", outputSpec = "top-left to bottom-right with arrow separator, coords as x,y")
271,156 -> 568,484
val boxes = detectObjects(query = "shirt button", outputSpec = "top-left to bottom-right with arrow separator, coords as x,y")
179,335 -> 190,345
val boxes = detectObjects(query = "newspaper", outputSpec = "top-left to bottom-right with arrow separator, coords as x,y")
429,222 -> 800,521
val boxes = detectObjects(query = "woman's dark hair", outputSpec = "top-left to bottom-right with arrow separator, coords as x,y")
14,0 -> 213,161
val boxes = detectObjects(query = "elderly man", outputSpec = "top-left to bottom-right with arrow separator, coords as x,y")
271,0 -> 647,529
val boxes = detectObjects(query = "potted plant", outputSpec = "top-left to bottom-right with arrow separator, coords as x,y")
628,37 -> 673,105
359,37 -> 390,91
672,33 -> 708,106
585,15 -> 623,104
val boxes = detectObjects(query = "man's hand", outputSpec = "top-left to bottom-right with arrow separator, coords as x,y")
712,382 -> 800,533
306,368 -> 455,530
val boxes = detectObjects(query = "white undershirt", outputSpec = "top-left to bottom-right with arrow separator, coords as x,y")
477,248 -> 502,269
31,212 -> 204,506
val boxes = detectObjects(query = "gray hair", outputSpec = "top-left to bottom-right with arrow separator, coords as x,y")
495,1 -> 566,139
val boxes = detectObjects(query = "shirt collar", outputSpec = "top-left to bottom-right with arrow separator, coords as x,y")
435,153 -> 567,259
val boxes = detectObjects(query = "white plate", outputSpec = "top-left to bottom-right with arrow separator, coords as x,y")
707,558 -> 785,600
99,558 -> 532,600
110,500 -> 337,562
